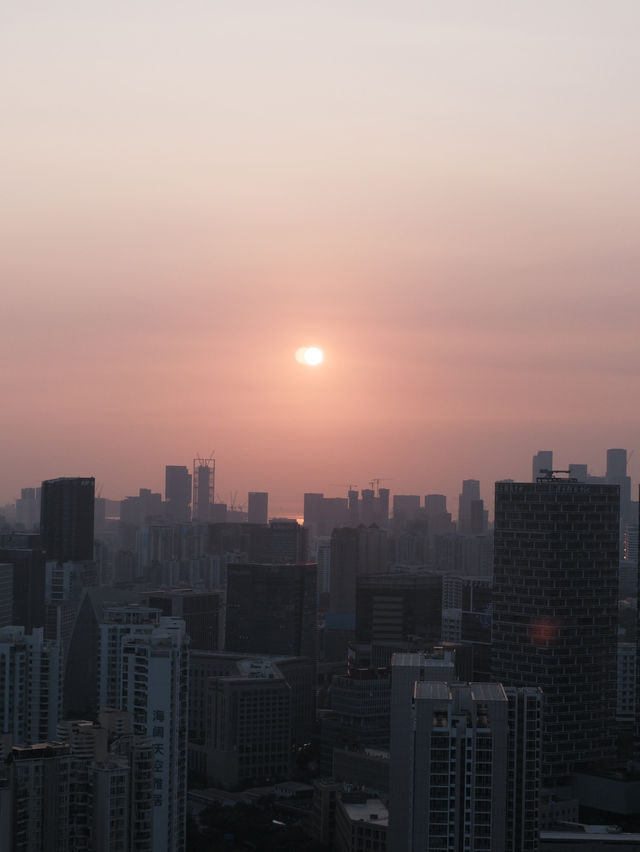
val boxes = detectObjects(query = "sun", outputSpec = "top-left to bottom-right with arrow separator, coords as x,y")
295,346 -> 324,366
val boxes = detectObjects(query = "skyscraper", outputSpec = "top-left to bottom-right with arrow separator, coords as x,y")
40,477 -> 95,562
492,478 -> 619,784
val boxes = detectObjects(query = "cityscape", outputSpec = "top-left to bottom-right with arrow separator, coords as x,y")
0,448 -> 638,850
3,2 -> 640,850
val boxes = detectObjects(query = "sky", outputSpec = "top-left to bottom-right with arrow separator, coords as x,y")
2,1 -> 640,516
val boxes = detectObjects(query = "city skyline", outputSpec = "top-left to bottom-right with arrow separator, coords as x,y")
4,447 -> 638,521
3,3 -> 640,516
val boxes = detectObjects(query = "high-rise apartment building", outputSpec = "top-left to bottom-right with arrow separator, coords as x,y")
225,563 -> 317,659
40,477 -> 95,562
492,479 -> 619,784
389,656 -> 542,852
121,621 -> 189,852
98,606 -> 189,852
0,626 -> 62,745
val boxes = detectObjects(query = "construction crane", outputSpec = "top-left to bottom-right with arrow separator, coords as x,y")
368,477 -> 392,494
329,483 -> 359,495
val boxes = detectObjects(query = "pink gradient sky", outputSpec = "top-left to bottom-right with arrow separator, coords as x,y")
2,2 -> 640,516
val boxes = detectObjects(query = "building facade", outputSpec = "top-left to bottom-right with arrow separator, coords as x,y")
492,480 -> 619,784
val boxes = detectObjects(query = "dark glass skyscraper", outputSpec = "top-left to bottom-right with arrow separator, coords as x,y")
40,477 -> 95,562
225,563 -> 317,659
492,479 -> 619,785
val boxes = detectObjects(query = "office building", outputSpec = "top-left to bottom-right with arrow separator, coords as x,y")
247,491 -> 268,525
492,479 -> 619,784
204,657 -> 293,788
40,477 -> 95,562
320,666 -> 391,775
355,571 -> 443,653
225,562 -> 317,659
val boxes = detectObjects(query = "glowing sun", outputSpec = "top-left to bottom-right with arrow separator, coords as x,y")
295,346 -> 324,366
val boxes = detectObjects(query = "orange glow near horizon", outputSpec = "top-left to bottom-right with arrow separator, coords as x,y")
1,3 -> 640,515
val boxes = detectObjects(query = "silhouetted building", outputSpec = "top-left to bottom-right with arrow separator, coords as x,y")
0,541 -> 46,632
392,494 -> 421,526
329,526 -> 387,614
457,479 -> 480,535
247,491 -> 268,525
40,477 -> 95,562
165,465 -> 192,521
355,571 -> 443,650
193,456 -> 215,522
532,450 -> 553,481
147,588 -> 221,651
425,494 -> 453,535
225,563 -> 317,659
492,479 -> 619,785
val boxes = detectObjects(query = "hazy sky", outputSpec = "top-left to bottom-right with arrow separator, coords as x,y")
2,1 -> 639,515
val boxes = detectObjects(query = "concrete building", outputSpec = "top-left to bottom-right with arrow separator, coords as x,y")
492,479 -> 619,784
9,741 -> 71,852
0,626 -> 62,746
390,668 -> 542,852
335,794 -> 388,852
121,620 -> 189,852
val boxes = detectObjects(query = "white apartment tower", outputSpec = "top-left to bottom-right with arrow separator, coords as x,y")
389,653 -> 541,852
98,607 -> 189,852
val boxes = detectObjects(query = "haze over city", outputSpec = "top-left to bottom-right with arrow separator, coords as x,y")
3,2 -> 640,513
